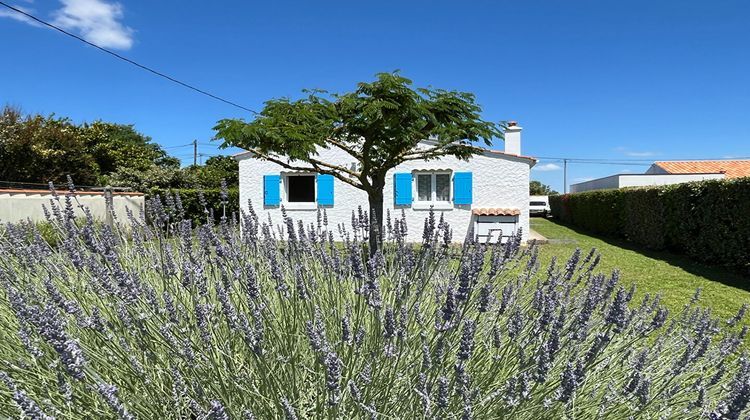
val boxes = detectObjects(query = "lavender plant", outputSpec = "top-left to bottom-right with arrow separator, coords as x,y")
0,187 -> 748,419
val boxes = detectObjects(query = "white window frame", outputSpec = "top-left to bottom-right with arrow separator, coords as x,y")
413,170 -> 453,210
283,172 -> 317,210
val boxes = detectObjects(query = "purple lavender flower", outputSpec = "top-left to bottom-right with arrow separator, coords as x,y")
605,286 -> 631,333
324,351 -> 342,405
97,382 -> 134,420
281,397 -> 298,420
557,360 -> 585,403
458,320 -> 477,361
0,372 -> 54,419
436,376 -> 450,409
507,308 -> 524,339
207,399 -> 230,420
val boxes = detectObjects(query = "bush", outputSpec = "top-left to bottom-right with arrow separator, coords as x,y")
146,187 -> 240,225
1,200 -> 749,418
549,178 -> 750,273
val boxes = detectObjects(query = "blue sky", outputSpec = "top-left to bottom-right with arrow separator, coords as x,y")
1,0 -> 749,192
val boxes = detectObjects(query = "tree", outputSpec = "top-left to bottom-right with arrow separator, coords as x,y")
0,107 -> 99,185
530,180 -> 558,196
182,155 -> 239,189
214,72 -> 502,253
0,106 -> 176,187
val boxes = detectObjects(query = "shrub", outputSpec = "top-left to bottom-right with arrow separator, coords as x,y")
146,187 -> 240,225
550,178 -> 750,273
0,198 -> 749,418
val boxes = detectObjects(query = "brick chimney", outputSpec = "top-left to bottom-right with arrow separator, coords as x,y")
505,121 -> 522,155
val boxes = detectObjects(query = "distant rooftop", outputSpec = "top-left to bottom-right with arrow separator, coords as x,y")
651,160 -> 750,179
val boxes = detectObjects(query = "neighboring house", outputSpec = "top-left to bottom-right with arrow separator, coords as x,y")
236,123 -> 537,243
569,159 -> 750,193
645,160 -> 750,178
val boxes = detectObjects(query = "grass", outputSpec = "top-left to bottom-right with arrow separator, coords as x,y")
531,217 -> 750,320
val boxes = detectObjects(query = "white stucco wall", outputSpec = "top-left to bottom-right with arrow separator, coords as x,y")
570,173 -> 725,193
0,190 -> 145,225
238,146 -> 533,243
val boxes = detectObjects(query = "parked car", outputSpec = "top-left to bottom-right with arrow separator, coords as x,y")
529,195 -> 550,217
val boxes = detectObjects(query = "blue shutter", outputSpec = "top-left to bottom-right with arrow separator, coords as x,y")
393,173 -> 412,206
316,174 -> 334,206
263,174 -> 280,206
453,172 -> 473,205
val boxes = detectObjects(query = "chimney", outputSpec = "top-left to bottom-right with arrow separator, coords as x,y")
504,121 -> 522,155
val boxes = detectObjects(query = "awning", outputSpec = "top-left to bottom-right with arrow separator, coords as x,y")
472,208 -> 521,216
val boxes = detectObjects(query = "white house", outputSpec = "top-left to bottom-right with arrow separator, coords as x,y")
236,123 -> 536,243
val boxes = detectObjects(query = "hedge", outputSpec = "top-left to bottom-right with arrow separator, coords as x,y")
146,187 -> 240,225
550,178 -> 750,274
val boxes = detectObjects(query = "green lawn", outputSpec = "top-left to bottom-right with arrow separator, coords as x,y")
530,217 -> 750,320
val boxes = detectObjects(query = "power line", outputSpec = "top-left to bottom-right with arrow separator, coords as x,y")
0,1 -> 258,115
535,155 -> 750,163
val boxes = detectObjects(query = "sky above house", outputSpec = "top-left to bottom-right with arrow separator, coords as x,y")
1,0 -> 749,192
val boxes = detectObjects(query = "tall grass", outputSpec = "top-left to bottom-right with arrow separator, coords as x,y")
0,182 -> 749,419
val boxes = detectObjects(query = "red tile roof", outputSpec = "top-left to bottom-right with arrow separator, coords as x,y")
0,189 -> 144,196
472,208 -> 521,216
652,160 -> 750,179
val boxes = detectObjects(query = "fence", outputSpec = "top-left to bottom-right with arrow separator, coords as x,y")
0,189 -> 144,225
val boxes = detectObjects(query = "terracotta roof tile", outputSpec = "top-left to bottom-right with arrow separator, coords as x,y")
0,189 -> 144,196
472,207 -> 521,216
653,160 -> 750,179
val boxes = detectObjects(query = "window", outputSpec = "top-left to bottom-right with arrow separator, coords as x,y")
287,174 -> 315,202
530,201 -> 547,206
415,172 -> 451,203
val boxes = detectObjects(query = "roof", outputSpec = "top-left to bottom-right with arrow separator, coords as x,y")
472,208 -> 521,216
0,189 -> 144,196
652,160 -> 750,179
234,142 -> 537,165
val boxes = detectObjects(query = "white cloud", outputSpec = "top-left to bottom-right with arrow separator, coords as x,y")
624,151 -> 656,157
0,4 -> 43,27
532,163 -> 562,172
52,0 -> 133,49
0,0 -> 134,49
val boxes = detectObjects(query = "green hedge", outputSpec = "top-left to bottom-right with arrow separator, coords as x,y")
550,178 -> 750,273
146,187 -> 240,225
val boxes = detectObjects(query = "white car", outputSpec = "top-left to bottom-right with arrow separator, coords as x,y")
529,195 -> 550,217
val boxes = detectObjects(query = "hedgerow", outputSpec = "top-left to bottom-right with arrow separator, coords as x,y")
550,178 -> 750,273
146,185 -> 240,225
0,184 -> 749,418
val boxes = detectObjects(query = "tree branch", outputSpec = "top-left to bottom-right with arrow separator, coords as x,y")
247,148 -> 364,190
400,144 -> 485,161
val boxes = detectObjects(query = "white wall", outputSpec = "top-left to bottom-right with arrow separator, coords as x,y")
570,173 -> 725,193
0,190 -> 145,225
238,147 -> 533,243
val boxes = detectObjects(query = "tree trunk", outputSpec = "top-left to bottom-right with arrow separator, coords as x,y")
367,187 -> 384,256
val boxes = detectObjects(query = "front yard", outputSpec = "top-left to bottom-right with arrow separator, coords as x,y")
531,217 -> 750,320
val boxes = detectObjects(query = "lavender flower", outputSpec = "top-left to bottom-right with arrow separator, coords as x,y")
458,320 -> 476,361
97,382 -> 134,420
0,372 -> 54,420
436,376 -> 450,409
281,397 -> 298,420
324,351 -> 342,405
207,400 -> 230,420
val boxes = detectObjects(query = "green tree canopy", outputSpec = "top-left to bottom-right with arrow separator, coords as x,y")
530,180 -> 558,196
214,72 -> 503,252
0,106 -> 176,188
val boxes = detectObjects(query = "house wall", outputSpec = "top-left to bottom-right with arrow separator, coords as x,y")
570,173 -> 725,193
238,147 -> 532,243
0,190 -> 145,225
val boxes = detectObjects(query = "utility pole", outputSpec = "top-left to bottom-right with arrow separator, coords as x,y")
193,139 -> 197,166
563,159 -> 568,194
